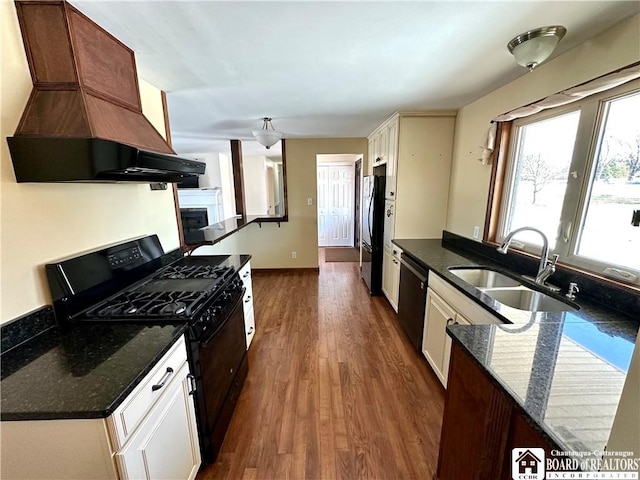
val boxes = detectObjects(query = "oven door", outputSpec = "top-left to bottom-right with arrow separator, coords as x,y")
192,291 -> 246,462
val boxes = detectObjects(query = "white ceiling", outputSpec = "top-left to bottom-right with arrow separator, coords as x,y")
72,1 -> 640,156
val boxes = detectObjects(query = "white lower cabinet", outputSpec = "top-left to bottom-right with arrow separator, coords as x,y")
116,362 -> 200,480
0,336 -> 200,480
382,245 -> 402,312
423,289 -> 471,386
239,260 -> 255,348
422,273 -> 500,388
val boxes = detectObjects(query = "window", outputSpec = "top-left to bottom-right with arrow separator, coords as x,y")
495,80 -> 640,285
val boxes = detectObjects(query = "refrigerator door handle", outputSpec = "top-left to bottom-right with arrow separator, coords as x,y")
367,194 -> 374,242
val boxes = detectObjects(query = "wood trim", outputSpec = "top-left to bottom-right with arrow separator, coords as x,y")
482,237 -> 640,295
253,267 -> 320,275
231,139 -> 246,218
279,138 -> 289,221
483,122 -> 511,243
251,139 -> 288,222
161,91 -> 172,146
161,90 -> 185,251
80,86 -> 141,114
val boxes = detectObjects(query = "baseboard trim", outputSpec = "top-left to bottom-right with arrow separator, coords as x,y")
253,267 -> 320,275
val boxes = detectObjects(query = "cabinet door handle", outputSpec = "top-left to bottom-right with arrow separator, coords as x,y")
152,367 -> 174,391
243,272 -> 250,279
248,326 -> 254,334
393,259 -> 398,265
187,373 -> 196,396
446,318 -> 455,326
244,295 -> 251,303
390,191 -> 395,197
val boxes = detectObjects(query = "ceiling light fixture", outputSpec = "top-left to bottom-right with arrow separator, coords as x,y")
507,25 -> 567,72
252,117 -> 283,149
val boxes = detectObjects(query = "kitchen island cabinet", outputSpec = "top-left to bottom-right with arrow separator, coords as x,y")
436,342 -> 556,480
393,234 -> 639,475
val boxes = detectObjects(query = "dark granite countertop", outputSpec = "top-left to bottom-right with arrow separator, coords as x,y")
1,322 -> 187,421
0,253 -> 252,421
392,235 -> 639,459
392,238 -> 638,326
184,214 -> 284,246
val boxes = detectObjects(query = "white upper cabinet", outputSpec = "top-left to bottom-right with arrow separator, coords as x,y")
385,118 -> 398,200
367,111 -> 455,215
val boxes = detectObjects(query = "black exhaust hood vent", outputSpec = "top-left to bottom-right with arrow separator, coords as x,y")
8,137 -> 205,183
8,1 -> 205,183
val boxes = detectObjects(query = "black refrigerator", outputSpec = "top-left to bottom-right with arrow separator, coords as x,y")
361,170 -> 386,295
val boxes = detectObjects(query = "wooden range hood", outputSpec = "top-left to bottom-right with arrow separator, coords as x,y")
8,0 -> 205,183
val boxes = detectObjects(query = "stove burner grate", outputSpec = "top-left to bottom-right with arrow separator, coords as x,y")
156,264 -> 232,280
88,290 -> 207,319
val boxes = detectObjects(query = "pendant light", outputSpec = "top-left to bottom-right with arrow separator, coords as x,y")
252,117 -> 283,149
507,26 -> 567,71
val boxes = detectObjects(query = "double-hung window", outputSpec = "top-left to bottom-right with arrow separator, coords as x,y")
495,79 -> 640,285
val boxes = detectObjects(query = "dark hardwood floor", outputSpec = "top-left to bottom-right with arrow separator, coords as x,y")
198,251 -> 445,480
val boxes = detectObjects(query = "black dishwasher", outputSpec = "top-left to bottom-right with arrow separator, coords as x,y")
397,254 -> 428,352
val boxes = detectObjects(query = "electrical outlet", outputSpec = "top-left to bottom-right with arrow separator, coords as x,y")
307,197 -> 313,206
473,226 -> 480,239
291,251 -> 297,259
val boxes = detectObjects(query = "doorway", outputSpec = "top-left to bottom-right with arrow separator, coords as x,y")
354,158 -> 362,248
317,154 -> 361,248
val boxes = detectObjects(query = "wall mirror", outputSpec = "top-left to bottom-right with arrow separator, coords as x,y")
173,138 -> 287,246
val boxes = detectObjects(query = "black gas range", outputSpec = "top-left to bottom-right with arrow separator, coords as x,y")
45,235 -> 249,464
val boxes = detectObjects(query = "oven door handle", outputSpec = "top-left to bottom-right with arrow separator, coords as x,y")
199,288 -> 245,347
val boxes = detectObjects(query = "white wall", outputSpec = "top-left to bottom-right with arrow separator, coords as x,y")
446,13 -> 640,240
317,154 -> 361,164
219,153 -> 236,219
0,1 -> 180,323
243,155 -> 269,216
189,152 -> 222,189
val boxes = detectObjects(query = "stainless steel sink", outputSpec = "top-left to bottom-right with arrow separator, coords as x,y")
448,267 -> 521,288
481,286 -> 577,312
448,266 -> 577,313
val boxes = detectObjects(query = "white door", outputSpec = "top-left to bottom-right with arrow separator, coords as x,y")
317,165 -> 355,247
317,167 -> 329,245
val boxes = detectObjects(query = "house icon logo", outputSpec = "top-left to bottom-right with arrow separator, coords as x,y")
512,447 -> 545,480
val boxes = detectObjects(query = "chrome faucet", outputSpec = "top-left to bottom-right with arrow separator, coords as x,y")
497,227 -> 559,286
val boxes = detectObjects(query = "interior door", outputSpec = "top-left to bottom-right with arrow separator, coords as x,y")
317,166 -> 329,245
329,165 -> 355,246
318,164 -> 355,247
